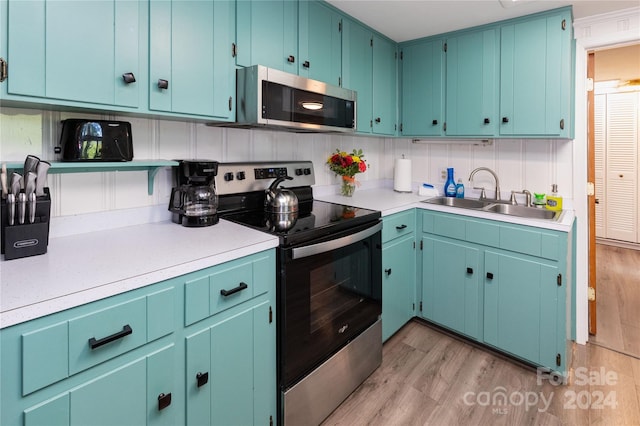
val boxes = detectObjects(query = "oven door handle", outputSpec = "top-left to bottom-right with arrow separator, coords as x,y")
292,221 -> 382,260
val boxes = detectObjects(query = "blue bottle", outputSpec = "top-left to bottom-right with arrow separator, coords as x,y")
455,179 -> 465,198
444,168 -> 456,197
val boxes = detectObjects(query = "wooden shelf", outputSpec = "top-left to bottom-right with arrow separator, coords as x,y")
5,160 -> 179,195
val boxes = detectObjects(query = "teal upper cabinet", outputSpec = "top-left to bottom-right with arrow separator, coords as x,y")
298,1 -> 342,86
342,19 -> 397,136
499,9 -> 573,137
4,0 -> 140,108
372,34 -> 398,136
445,28 -> 499,137
342,19 -> 373,134
399,39 -> 445,136
236,0 -> 298,74
149,0 -> 235,120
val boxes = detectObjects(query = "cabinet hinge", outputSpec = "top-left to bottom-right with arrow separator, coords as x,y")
394,51 -> 397,60
231,43 -> 237,58
560,119 -> 565,130
400,51 -> 403,60
370,38 -> 373,47
412,303 -> 415,311
338,76 -> 342,87
557,274 -> 562,287
394,124 -> 397,131
269,306 -> 273,323
420,240 -> 423,250
338,20 -> 342,32
556,353 -> 561,366
370,120 -> 373,128
561,19 -> 566,30
270,415 -> 273,426
443,122 -> 447,132
443,42 -> 447,52
229,96 -> 233,111
413,241 -> 415,250
419,301 -> 423,312
400,123 -> 403,133
0,58 -> 7,83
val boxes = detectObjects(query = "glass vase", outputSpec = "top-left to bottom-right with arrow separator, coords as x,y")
340,176 -> 356,197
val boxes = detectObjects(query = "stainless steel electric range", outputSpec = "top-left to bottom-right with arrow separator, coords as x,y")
215,161 -> 382,426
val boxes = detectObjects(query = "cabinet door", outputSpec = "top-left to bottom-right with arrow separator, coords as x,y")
445,28 -> 498,136
400,40 -> 444,136
422,236 -> 481,340
7,0 -> 139,107
382,234 -> 415,341
69,358 -> 147,425
298,1 -> 342,86
236,0 -> 298,74
500,12 -> 572,136
150,0 -> 235,119
342,19 -> 372,134
483,251 -> 559,369
372,34 -> 397,136
186,302 -> 276,426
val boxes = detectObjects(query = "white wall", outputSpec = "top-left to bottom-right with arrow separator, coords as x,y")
1,107 -> 574,219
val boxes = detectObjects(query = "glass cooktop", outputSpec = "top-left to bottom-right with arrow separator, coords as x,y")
221,200 -> 380,246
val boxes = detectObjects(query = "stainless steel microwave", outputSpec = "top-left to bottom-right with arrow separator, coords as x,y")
230,65 -> 357,133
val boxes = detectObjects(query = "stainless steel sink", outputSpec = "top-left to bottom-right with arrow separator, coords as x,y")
422,197 -> 488,209
422,196 -> 561,221
483,203 -> 561,221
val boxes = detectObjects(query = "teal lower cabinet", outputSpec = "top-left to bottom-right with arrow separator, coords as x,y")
185,300 -> 275,426
421,235 -> 481,340
381,210 -> 416,341
1,249 -> 277,426
419,210 -> 571,376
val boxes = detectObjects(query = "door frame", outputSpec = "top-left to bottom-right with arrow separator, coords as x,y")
573,7 -> 639,344
587,51 -> 596,335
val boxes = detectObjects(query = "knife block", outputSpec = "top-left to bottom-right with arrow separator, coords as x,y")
1,188 -> 51,260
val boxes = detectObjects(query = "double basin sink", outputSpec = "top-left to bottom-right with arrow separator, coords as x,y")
422,197 -> 561,221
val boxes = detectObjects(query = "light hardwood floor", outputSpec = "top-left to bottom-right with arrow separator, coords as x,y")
590,244 -> 640,357
322,321 -> 640,426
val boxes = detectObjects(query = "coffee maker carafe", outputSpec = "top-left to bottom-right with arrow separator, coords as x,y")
169,160 -> 218,227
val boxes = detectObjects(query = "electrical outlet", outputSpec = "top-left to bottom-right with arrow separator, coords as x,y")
440,169 -> 447,181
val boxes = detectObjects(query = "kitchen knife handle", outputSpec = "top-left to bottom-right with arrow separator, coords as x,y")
7,193 -> 15,226
220,282 -> 248,297
28,193 -> 36,223
17,192 -> 26,225
88,324 -> 133,350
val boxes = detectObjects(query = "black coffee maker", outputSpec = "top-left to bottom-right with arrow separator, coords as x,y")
169,160 -> 219,227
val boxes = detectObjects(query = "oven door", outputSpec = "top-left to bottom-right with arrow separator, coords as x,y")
279,220 -> 382,389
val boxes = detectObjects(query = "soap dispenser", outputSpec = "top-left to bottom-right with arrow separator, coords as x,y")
444,168 -> 456,197
545,184 -> 563,211
455,179 -> 465,198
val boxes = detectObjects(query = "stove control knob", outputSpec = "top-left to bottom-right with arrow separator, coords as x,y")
303,168 -> 311,175
224,172 -> 234,182
295,168 -> 303,176
236,171 -> 246,180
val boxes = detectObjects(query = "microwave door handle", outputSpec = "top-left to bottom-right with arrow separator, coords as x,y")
291,221 -> 382,260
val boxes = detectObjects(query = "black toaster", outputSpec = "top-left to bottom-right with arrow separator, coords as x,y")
58,119 -> 134,161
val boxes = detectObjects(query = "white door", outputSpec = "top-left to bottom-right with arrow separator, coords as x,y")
597,91 -> 639,243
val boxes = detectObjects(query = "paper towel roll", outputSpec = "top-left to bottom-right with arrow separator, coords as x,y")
394,158 -> 412,192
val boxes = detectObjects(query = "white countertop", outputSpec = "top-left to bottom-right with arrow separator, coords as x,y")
0,220 -> 279,329
315,187 -> 575,232
2,187 -> 574,329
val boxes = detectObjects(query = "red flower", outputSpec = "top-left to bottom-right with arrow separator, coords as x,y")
358,161 -> 367,172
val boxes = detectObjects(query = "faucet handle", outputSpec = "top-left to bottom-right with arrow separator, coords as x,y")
474,187 -> 486,200
510,191 -> 518,205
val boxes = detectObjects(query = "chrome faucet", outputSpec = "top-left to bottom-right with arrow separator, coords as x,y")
468,167 -> 501,201
510,189 -> 532,207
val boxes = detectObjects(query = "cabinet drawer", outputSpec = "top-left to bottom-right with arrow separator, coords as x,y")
69,297 -> 147,375
184,252 -> 275,326
500,226 -> 560,260
382,210 -> 415,243
429,214 -> 466,240
466,219 -> 500,247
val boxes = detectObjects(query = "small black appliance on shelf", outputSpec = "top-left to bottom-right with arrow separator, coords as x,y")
169,160 -> 219,227
57,119 -> 134,161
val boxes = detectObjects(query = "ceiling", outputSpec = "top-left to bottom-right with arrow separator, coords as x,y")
325,0 -> 640,42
